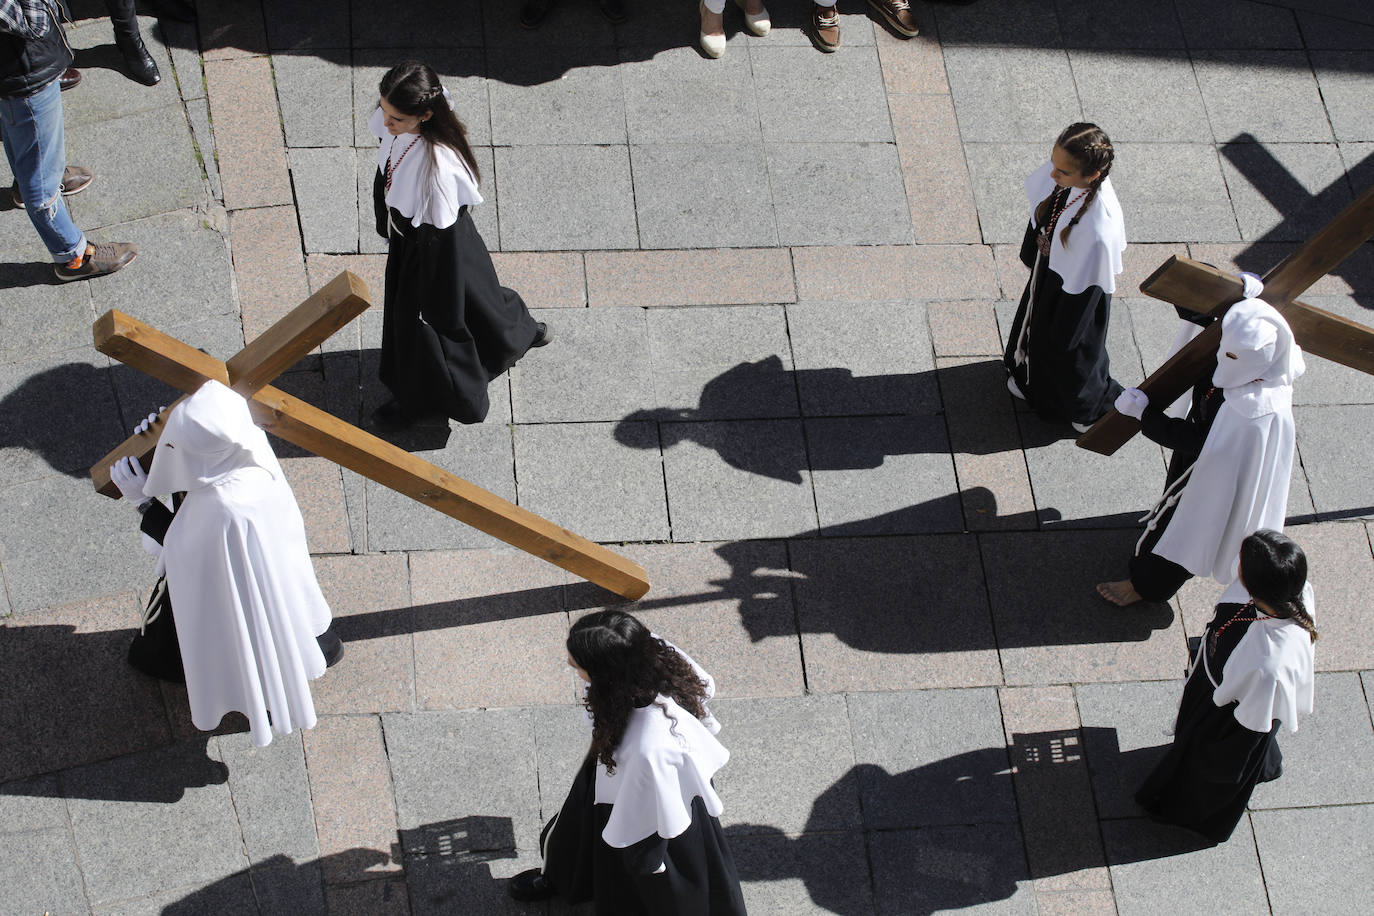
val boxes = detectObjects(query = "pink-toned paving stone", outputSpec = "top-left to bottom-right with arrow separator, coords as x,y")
407,549 -> 576,709
309,553 -> 415,716
1290,521 -> 1373,672
204,58 -> 292,210
490,251 -> 587,309
306,254 -> 386,298
875,27 -> 949,95
303,715 -> 404,883
585,249 -> 796,308
793,244 -> 998,302
229,206 -> 310,342
197,0 -> 267,60
927,300 -> 1004,356
888,93 -> 981,244
991,242 -> 1179,302
280,456 -> 350,555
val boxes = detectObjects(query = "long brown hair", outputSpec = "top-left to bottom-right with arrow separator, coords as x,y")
1035,122 -> 1114,248
378,60 -> 480,183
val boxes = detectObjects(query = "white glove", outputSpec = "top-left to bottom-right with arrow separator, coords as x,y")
134,407 -> 166,436
110,455 -> 149,503
1115,388 -> 1149,420
1238,271 -> 1263,300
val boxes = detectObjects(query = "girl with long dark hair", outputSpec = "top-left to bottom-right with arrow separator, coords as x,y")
1004,122 -> 1126,431
370,60 -> 550,430
1136,529 -> 1317,844
509,610 -> 748,914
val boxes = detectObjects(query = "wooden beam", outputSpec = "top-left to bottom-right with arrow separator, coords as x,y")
94,310 -> 229,392
89,400 -> 184,498
226,271 -> 372,396
1139,255 -> 1244,316
246,386 -> 650,600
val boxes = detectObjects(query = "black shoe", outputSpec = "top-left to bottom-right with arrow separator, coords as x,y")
317,627 -> 345,668
372,398 -> 421,431
508,869 -> 556,902
599,0 -> 628,22
519,0 -> 554,27
531,322 -> 553,348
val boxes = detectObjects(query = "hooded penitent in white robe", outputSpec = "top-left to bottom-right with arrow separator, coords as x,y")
1154,298 -> 1305,584
143,380 -> 333,747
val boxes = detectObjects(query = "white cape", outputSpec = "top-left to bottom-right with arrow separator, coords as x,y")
1205,580 -> 1316,734
145,381 -> 333,747
370,105 -> 481,230
1025,160 -> 1126,295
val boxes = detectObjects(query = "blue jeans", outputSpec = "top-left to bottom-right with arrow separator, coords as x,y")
0,79 -> 86,263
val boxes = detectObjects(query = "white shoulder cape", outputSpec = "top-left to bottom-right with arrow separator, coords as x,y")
370,106 -> 482,230
1207,582 -> 1316,734
1025,160 -> 1126,296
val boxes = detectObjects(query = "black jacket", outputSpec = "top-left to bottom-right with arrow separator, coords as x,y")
0,1 -> 73,99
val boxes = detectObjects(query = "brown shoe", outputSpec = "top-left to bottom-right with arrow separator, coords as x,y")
11,166 -> 94,208
59,67 -> 82,91
868,0 -> 919,37
54,241 -> 139,282
810,3 -> 840,52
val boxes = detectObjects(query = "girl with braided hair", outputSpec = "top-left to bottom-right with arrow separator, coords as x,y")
1004,123 -> 1126,431
509,610 -> 747,914
1136,529 -> 1317,844
370,60 -> 551,431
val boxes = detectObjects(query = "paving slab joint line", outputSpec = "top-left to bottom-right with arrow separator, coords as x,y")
53,770 -> 96,913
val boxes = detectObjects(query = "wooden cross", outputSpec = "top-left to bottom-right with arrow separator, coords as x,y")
88,271 -> 651,600
1077,182 -> 1374,455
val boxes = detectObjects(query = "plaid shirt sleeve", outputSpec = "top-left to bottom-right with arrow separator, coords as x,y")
0,0 -> 51,39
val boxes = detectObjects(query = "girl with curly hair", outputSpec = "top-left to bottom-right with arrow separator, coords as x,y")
509,610 -> 747,914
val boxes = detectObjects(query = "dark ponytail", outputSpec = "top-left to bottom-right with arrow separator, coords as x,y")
1240,529 -> 1318,643
379,60 -> 480,183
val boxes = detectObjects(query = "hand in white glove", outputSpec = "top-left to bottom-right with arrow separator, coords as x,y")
109,455 -> 150,503
134,407 -> 166,437
1114,388 -> 1149,420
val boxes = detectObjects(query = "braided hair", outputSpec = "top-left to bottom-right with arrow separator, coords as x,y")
378,60 -> 481,183
1239,529 -> 1318,643
1034,122 -> 1115,248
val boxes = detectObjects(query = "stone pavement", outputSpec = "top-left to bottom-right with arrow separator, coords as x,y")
2,0 -> 1373,913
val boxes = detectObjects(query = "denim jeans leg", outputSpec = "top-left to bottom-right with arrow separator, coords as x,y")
0,80 -> 87,263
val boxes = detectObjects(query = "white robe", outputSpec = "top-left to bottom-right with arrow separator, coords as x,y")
143,381 -> 333,747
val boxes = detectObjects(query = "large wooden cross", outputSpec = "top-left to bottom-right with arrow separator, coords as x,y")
1077,183 -> 1374,454
88,271 -> 651,600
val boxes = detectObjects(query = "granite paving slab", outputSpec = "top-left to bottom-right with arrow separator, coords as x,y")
349,0 -> 481,48
309,553 -> 415,715
274,50 -> 354,148
631,142 -> 779,249
1101,817 -> 1267,915
849,688 -> 1016,829
1193,50 -> 1336,144
983,531 -> 1182,686
962,142 -> 1051,245
646,305 -> 796,419
481,0 -> 618,48
250,859 -> 327,916
302,715 -> 403,884
184,97 -> 223,202
730,831 -> 875,916
1110,142 -> 1242,243
65,107 -> 204,230
766,142 -> 913,246
585,248 -> 796,308
868,824 -> 1035,915
943,46 -> 1079,144
738,4 -> 877,48
494,145 -> 638,251
323,878 -> 412,916
1071,50 -> 1209,144
214,731 -> 318,866
1075,680 -> 1186,820
489,251 -> 586,310
162,17 -> 205,101
96,873 -> 258,916
1292,521 -> 1374,671
1218,141 -> 1354,243
792,244 -> 999,302
352,50 -> 494,148
1175,0 -> 1305,49
356,148 -> 390,256
198,0 -> 267,59
262,0 -> 349,50
488,47 -> 626,146
620,44 -> 762,145
1251,804 -> 1374,916
1017,415 -> 1165,529
0,826 -> 89,916
875,9 -> 946,94
752,45 -> 892,144
1250,671 -> 1374,808
1295,405 -> 1374,521
63,14 -> 180,125
1056,0 -> 1185,48
788,535 -> 1003,691
1295,5 -> 1374,43
1310,51 -> 1374,142
510,307 -> 654,423
888,92 -> 983,244
203,57 -> 293,210
933,0 -> 1063,47
660,419 -> 817,541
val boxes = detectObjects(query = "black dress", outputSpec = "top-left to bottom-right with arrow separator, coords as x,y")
1003,213 -> 1123,425
1136,603 -> 1284,844
373,170 -> 540,424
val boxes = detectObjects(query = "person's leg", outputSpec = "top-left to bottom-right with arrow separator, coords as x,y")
0,82 -> 86,264
810,1 -> 840,52
106,0 -> 161,85
700,0 -> 727,57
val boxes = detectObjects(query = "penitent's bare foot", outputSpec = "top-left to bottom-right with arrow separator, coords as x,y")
1097,580 -> 1143,607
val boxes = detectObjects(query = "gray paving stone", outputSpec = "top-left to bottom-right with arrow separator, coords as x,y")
1340,141 -> 1374,185
1055,0 -> 1185,48
488,48 -> 626,145
740,3 -> 878,48
962,142 -> 1049,245
162,18 -> 204,101
0,775 -> 65,833
1252,804 -> 1374,916
406,847 -> 539,916
1102,817 -> 1267,914
0,827 -> 89,916
984,532 -> 1183,686
850,688 -> 1015,829
631,143 -> 778,249
621,44 -> 762,145
383,708 -> 541,851
512,421 -> 670,542
752,45 -> 891,144
250,859 -> 326,915
1311,51 -> 1374,143
1295,405 -> 1374,520
265,0 -> 351,49
731,831 -> 875,916
1296,8 -> 1374,48
788,535 -> 1003,691
275,50 -> 354,148
481,0 -> 618,47
364,422 -> 516,550
869,824 -> 1035,915
1175,0 -> 1304,48
1075,680 -> 1187,819
661,419 -> 817,540
786,300 -> 940,417
944,46 -> 1079,144
934,0 -> 1063,46
0,278 -> 92,366
494,145 -> 638,251
349,0 -> 482,46
510,307 -> 654,423
1250,672 -> 1374,808
1193,51 -> 1335,144
66,107 -> 204,230
65,741 -> 247,906
97,872 -> 258,916
185,97 -> 223,201
292,147 -> 360,253
767,142 -> 912,246
355,148 -> 388,255
1218,142 -> 1354,243
215,731 -> 319,865
531,704 -> 591,824
63,15 -> 181,125
807,416 -> 962,535
353,50 -> 492,148
1111,142 -> 1241,242
646,306 -> 796,419
1291,297 -> 1374,408
711,695 -> 860,836
1071,50 -> 1209,144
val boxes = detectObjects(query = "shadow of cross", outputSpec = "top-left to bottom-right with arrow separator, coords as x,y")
1077,183 -> 1374,455
84,270 -> 649,600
